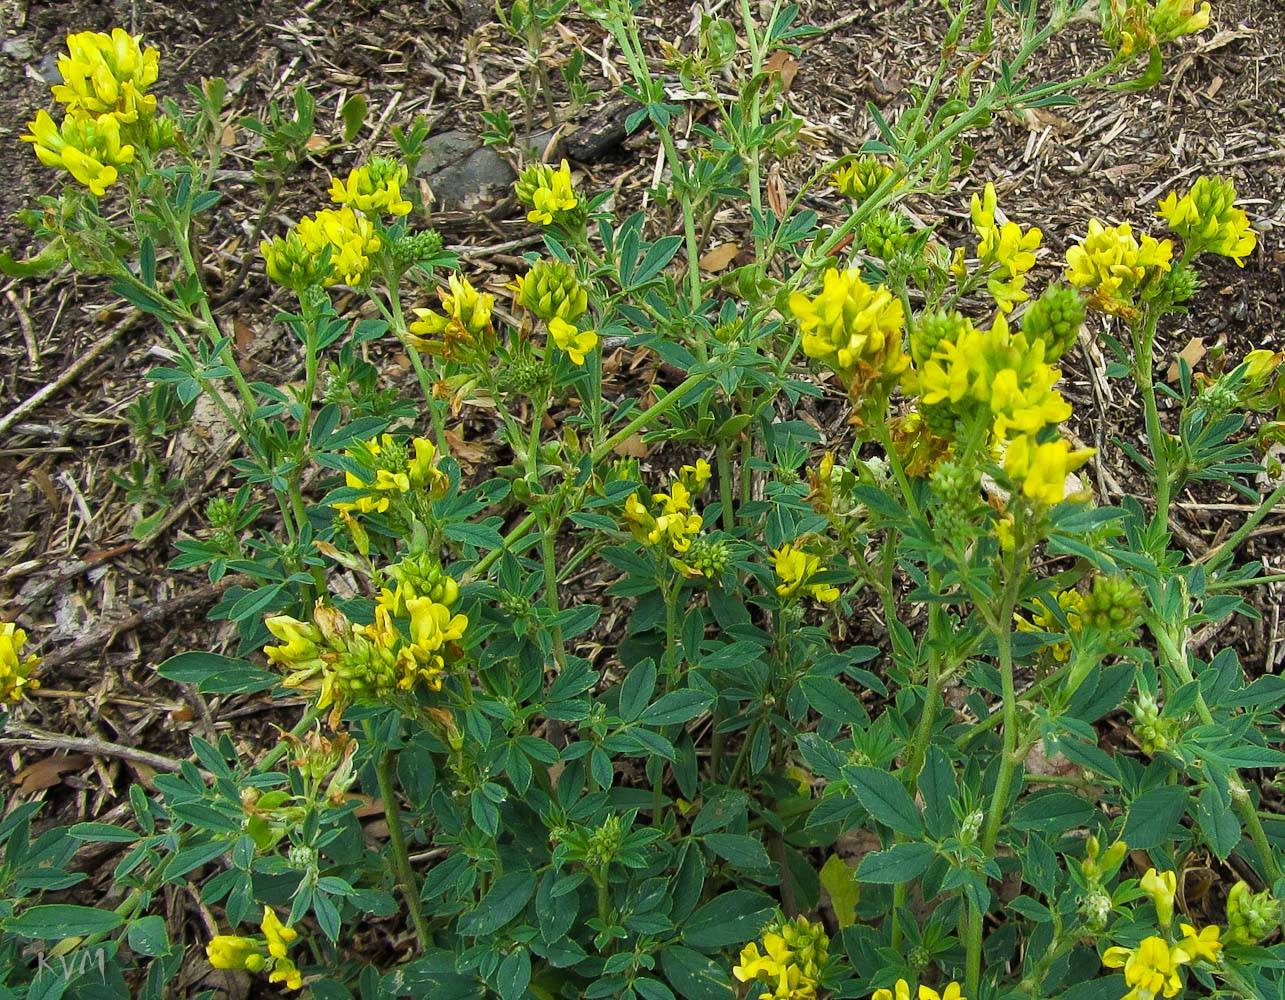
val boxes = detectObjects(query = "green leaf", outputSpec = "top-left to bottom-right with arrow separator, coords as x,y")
1121,786 -> 1189,850
661,945 -> 733,1000
855,842 -> 935,884
619,659 -> 657,722
496,948 -> 531,1000
682,890 -> 774,949
157,651 -> 253,686
127,914 -> 171,956
457,870 -> 535,937
1011,791 -> 1095,833
703,833 -> 772,871
6,904 -> 124,939
0,245 -> 64,278
640,690 -> 712,726
1197,785 -> 1241,861
340,94 -> 368,142
819,854 -> 859,928
799,674 -> 866,725
846,766 -> 924,838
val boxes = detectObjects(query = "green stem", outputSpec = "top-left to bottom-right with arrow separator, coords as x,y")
374,745 -> 432,951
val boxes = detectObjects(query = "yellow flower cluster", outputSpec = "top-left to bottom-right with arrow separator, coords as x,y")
332,434 -> 448,515
410,274 -> 495,359
515,159 -> 581,227
772,544 -> 839,603
22,28 -> 159,195
295,206 -> 382,287
328,157 -> 413,217
0,622 -> 41,708
1102,926 -> 1222,1000
512,259 -> 588,323
1065,220 -> 1173,316
265,582 -> 467,720
967,182 -> 1043,313
206,907 -> 303,991
790,268 -> 907,396
872,980 -> 965,1000
733,915 -> 829,1000
262,159 -> 414,289
916,313 -> 1092,507
1157,175 -> 1256,266
1014,588 -> 1086,662
1103,0 -> 1211,59
623,461 -> 712,555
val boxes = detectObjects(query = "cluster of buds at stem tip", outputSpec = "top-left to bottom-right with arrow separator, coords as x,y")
1130,690 -> 1181,755
1226,881 -> 1280,945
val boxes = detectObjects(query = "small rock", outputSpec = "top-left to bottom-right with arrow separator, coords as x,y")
414,129 -> 515,213
37,53 -> 62,84
2,36 -> 36,61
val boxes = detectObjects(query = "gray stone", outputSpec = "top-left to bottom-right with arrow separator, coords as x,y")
2,36 -> 36,61
414,129 -> 516,212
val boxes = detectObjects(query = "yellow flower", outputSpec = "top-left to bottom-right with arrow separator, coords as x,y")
0,622 -> 41,708
789,268 -> 906,388
295,207 -> 381,286
516,159 -> 580,226
679,458 -> 712,489
970,182 -> 1043,313
872,980 -> 965,1000
207,907 -> 302,991
1139,867 -> 1177,928
623,474 -> 707,557
22,108 -> 135,196
1002,435 -> 1095,507
1102,935 -> 1186,1000
1157,176 -> 1256,266
1065,219 -> 1173,315
772,544 -> 839,603
206,935 -> 267,973
329,158 -> 413,217
734,917 -> 829,1000
410,274 -> 495,358
1103,0 -> 1210,59
51,28 -> 159,122
396,595 -> 469,692
1176,923 -> 1222,964
549,316 -> 598,365
1014,589 -> 1086,662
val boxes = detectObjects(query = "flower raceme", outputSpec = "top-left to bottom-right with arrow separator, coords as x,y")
329,157 -> 413,217
22,109 -> 135,197
1065,220 -> 1173,315
206,906 -> 303,991
1157,175 -> 1256,265
1139,867 -> 1177,928
512,259 -> 588,323
789,268 -> 906,392
294,206 -> 382,287
0,622 -> 41,708
1001,434 -> 1094,508
331,434 -> 448,515
832,156 -> 896,204
515,159 -> 581,227
52,28 -> 160,122
409,274 -> 495,359
733,915 -> 829,1000
1102,936 -> 1185,1000
1014,588 -> 1086,662
622,462 -> 715,572
1103,0 -> 1212,59
968,182 -> 1043,313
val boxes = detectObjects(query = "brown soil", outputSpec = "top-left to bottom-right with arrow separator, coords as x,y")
1,0 -> 1283,993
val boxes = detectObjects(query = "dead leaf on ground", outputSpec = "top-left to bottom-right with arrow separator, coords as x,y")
13,754 -> 91,793
1167,337 -> 1206,382
765,49 -> 799,91
698,242 -> 740,273
613,434 -> 649,458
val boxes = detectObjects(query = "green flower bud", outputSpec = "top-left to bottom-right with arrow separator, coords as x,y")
1082,574 -> 1141,633
833,156 -> 895,204
1021,285 -> 1086,361
860,208 -> 911,261
1158,261 -> 1201,304
513,258 -> 587,322
260,231 -> 332,291
910,309 -> 974,367
683,536 -> 733,578
391,229 -> 444,268
1227,880 -> 1279,945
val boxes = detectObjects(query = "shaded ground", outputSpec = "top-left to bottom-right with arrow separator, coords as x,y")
1,0 -> 1284,991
